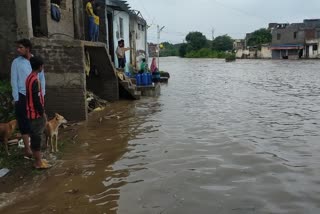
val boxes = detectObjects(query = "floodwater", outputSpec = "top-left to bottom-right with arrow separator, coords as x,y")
2,58 -> 320,214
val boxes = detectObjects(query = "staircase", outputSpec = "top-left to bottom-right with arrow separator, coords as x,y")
117,71 -> 141,100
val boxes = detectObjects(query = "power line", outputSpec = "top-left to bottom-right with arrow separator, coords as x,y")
212,0 -> 271,22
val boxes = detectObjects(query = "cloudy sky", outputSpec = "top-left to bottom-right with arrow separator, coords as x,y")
127,0 -> 320,44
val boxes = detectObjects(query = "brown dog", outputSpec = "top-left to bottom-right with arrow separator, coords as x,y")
0,120 -> 17,155
44,113 -> 67,153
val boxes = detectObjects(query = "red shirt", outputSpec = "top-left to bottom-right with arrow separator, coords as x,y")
26,72 -> 44,119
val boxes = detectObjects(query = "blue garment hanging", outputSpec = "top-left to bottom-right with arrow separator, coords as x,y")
51,3 -> 61,22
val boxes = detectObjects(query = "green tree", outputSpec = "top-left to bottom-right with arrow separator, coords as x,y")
185,31 -> 207,51
179,43 -> 188,57
160,42 -> 179,57
247,28 -> 272,48
212,35 -> 234,51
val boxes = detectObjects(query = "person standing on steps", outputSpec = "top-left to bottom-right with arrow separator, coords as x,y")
116,39 -> 131,69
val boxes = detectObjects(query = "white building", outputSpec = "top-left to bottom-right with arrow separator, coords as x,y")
305,39 -> 320,58
129,10 -> 148,70
106,0 -> 131,68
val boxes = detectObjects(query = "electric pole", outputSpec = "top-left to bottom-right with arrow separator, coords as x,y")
211,27 -> 215,50
157,25 -> 165,71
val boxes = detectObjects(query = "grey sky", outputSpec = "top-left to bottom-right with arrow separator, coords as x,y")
127,0 -> 320,44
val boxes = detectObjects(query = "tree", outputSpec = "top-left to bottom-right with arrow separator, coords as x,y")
160,42 -> 179,57
185,32 -> 207,51
179,43 -> 188,57
212,35 -> 234,51
247,28 -> 272,48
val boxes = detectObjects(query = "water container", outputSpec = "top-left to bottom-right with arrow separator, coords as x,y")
136,74 -> 141,86
148,73 -> 152,85
142,73 -> 148,86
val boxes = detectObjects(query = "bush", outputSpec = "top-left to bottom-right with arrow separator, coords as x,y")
0,80 -> 15,122
185,49 -> 231,59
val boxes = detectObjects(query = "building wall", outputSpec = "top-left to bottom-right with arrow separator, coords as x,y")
135,23 -> 147,54
272,25 -> 305,45
259,46 -> 272,59
47,0 -> 74,39
0,0 -> 18,79
113,10 -> 130,68
15,0 -> 33,39
32,38 -> 87,121
73,0 -> 85,40
130,16 -> 147,69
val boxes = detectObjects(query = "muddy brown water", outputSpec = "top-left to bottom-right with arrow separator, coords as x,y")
1,58 -> 320,214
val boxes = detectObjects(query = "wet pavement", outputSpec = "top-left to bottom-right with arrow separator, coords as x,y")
1,58 -> 320,213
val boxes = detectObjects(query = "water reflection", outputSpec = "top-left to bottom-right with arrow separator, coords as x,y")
1,100 -> 162,213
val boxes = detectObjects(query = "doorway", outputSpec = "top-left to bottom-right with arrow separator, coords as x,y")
107,12 -> 114,62
31,0 -> 41,36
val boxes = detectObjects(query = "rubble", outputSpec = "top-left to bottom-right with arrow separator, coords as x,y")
86,91 -> 108,113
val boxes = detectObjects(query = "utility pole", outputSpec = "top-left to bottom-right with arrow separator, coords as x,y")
157,25 -> 165,72
211,27 -> 215,50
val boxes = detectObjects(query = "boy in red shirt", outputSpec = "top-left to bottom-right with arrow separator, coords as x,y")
26,56 -> 50,169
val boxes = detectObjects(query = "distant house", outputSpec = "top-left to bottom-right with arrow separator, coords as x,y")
305,26 -> 320,58
271,19 -> 320,59
130,10 -> 148,70
233,39 -> 244,50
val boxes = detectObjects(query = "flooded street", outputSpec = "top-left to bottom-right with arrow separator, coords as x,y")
2,57 -> 320,213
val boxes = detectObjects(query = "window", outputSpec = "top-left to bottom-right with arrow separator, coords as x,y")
141,25 -> 145,31
313,45 -> 318,51
294,32 -> 297,39
277,33 -> 281,40
138,24 -> 141,30
119,17 -> 124,38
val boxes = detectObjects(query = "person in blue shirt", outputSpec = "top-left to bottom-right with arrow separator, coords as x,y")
11,39 -> 46,158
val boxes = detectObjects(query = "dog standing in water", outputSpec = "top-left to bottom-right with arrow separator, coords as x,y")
0,120 -> 17,155
45,113 -> 67,153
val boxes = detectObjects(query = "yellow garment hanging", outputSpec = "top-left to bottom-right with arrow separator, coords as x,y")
85,51 -> 90,76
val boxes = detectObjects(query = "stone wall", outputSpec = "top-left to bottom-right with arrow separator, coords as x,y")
0,0 -> 18,79
31,38 -> 87,121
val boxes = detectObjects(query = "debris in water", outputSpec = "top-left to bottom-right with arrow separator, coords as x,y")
86,91 -> 108,113
65,189 -> 79,194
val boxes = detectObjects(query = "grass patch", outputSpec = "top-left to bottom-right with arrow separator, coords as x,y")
54,139 -> 71,159
0,80 -> 15,122
0,145 -> 28,169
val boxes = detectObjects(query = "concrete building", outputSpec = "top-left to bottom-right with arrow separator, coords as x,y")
0,0 -> 119,121
305,29 -> 320,58
270,23 -> 304,59
129,10 -> 148,70
233,39 -> 244,51
271,19 -> 320,59
106,0 -> 131,68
